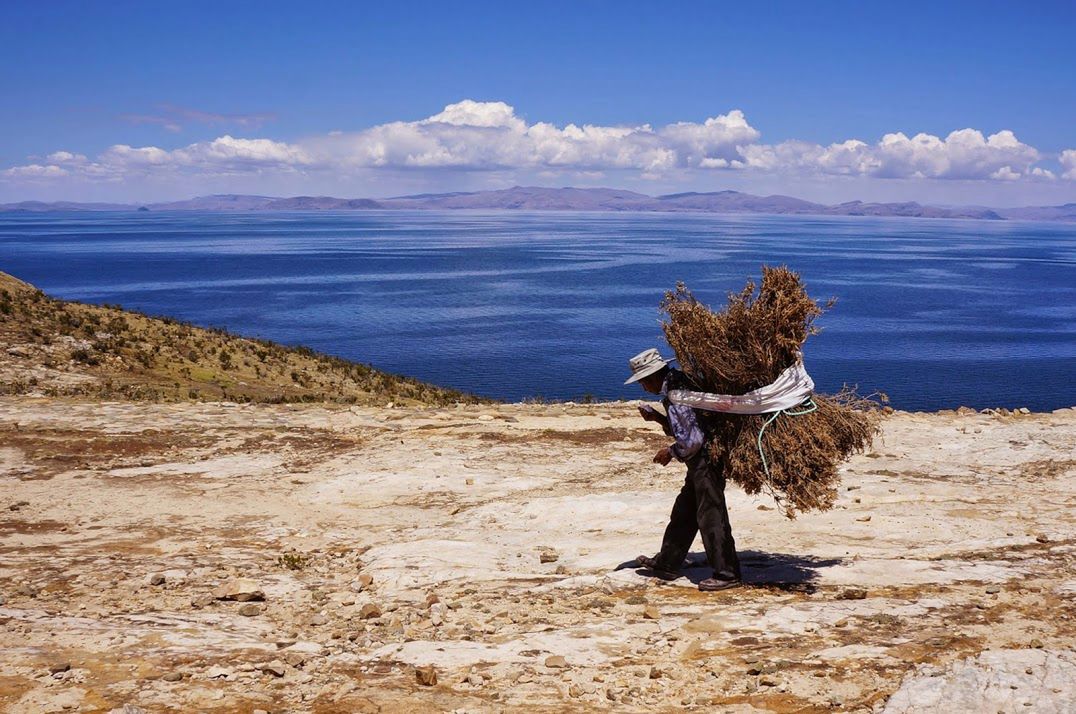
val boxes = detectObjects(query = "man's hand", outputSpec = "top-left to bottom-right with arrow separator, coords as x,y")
653,447 -> 674,466
638,404 -> 658,422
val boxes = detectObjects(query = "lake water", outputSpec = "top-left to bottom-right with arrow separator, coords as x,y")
1,210 -> 1073,411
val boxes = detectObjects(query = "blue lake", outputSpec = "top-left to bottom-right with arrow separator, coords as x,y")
1,210 -> 1073,410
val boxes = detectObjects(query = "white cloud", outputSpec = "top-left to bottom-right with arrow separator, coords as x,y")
305,102 -> 753,172
46,151 -> 86,163
173,136 -> 311,168
1,164 -> 69,179
658,110 -> 760,167
1,100 -> 1069,188
14,136 -> 312,181
743,129 -> 1044,181
424,99 -> 526,131
101,145 -> 173,167
873,129 -> 1039,180
0,102 -> 757,179
741,140 -> 825,173
1061,149 -> 1076,180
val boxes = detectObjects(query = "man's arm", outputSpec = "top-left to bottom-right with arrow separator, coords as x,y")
638,404 -> 673,436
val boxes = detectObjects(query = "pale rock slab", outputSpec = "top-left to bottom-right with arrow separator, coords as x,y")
883,649 -> 1076,714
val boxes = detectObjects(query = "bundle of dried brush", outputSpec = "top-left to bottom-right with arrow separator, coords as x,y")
661,266 -> 881,517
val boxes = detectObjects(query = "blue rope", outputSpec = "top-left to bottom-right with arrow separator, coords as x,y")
757,397 -> 817,480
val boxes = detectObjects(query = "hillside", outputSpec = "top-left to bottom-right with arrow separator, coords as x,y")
0,271 -> 484,406
385,186 -> 656,211
3,187 -> 1073,221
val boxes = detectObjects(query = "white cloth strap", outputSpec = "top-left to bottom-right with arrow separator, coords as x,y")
667,358 -> 814,415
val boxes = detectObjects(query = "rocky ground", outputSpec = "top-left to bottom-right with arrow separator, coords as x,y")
1,397 -> 1074,713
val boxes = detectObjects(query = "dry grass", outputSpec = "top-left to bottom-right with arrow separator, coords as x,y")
661,266 -> 880,517
0,270 -> 486,407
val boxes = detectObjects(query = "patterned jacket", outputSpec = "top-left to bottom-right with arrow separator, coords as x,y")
660,368 -> 709,462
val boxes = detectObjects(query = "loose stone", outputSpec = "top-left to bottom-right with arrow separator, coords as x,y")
261,660 -> 286,677
212,578 -> 265,602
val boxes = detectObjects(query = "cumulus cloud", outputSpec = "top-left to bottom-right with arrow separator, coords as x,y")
172,136 -> 311,167
307,102 -> 756,172
424,99 -> 526,131
871,129 -> 1039,180
5,136 -> 312,182
1061,149 -> 1076,180
1,100 -> 1069,186
659,110 -> 760,167
1,164 -> 69,179
742,129 -> 1044,181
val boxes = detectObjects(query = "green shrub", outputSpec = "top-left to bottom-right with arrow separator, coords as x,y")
277,551 -> 308,570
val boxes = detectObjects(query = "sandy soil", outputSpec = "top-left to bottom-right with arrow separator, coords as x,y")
1,398 -> 1074,713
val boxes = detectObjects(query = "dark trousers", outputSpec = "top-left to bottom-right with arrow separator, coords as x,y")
657,453 -> 741,581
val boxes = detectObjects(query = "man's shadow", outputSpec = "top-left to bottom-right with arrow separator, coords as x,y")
617,550 -> 842,592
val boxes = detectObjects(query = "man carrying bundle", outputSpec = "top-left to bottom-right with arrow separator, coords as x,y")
623,267 -> 878,592
625,348 -> 743,592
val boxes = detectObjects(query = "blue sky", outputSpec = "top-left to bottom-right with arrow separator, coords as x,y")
2,0 -> 1075,205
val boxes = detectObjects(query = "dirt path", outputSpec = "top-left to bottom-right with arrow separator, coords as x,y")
2,398 -> 1074,712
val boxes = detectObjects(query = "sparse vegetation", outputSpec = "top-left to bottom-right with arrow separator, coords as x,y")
276,551 -> 309,570
0,270 -> 487,406
70,348 -> 100,366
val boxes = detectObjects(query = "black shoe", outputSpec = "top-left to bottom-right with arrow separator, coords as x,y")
698,577 -> 743,592
635,554 -> 680,581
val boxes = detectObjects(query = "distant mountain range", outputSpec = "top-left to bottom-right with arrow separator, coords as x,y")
3,186 -> 1075,222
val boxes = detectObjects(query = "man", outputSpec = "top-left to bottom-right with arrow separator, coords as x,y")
625,348 -> 742,592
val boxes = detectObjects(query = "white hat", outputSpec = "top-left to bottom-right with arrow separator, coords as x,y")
624,348 -> 673,385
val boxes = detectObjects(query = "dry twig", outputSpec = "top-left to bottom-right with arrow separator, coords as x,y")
661,266 -> 880,517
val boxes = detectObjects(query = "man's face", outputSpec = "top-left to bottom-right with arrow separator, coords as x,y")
639,372 -> 664,394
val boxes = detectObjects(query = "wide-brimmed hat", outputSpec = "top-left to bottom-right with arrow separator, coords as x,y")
624,348 -> 673,385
